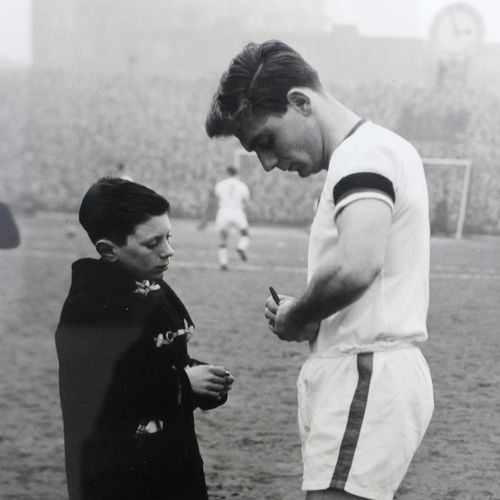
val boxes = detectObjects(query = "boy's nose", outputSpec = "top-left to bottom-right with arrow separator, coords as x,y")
159,240 -> 174,258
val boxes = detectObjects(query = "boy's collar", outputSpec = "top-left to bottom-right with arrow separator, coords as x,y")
134,280 -> 161,296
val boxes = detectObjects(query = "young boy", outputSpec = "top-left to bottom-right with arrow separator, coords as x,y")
56,177 -> 234,500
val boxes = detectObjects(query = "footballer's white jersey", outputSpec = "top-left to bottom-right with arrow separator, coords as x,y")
308,121 -> 430,356
215,177 -> 250,211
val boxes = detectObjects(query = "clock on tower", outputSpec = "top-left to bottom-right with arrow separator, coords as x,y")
430,3 -> 485,60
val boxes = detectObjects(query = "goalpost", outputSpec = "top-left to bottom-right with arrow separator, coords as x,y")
234,150 -> 473,239
422,158 -> 472,239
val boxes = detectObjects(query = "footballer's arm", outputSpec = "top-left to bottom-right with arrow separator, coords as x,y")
269,198 -> 392,342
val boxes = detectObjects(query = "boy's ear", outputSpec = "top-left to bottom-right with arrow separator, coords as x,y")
96,239 -> 118,261
286,89 -> 312,116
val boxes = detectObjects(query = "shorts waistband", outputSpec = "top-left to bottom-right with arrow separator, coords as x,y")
309,341 -> 418,360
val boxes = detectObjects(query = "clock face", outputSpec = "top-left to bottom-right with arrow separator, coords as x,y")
430,3 -> 485,59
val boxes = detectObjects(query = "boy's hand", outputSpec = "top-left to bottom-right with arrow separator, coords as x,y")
185,365 -> 234,399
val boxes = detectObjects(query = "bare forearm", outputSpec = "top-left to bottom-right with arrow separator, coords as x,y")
268,200 -> 391,342
266,259 -> 377,343
289,256 -> 378,326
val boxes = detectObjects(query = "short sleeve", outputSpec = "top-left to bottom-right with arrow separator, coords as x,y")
328,143 -> 398,221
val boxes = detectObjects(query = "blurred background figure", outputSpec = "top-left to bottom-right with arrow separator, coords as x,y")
200,165 -> 251,270
0,201 -> 20,249
215,165 -> 251,270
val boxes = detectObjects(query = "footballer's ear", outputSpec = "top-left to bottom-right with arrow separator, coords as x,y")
286,89 -> 312,116
96,239 -> 118,261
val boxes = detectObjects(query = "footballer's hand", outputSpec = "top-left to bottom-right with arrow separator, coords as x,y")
266,298 -> 319,343
185,365 -> 234,399
265,293 -> 293,318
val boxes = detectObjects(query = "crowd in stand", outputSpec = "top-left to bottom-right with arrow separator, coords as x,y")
1,70 -> 500,233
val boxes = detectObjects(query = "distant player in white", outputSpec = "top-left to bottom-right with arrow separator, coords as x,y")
214,165 -> 250,270
206,40 -> 433,500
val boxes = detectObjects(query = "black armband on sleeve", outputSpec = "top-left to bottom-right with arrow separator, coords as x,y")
333,172 -> 395,205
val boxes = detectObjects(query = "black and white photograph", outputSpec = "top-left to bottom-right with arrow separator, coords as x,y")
1,1 -> 500,499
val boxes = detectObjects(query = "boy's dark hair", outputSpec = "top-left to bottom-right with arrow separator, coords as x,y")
205,40 -> 322,138
79,177 -> 170,246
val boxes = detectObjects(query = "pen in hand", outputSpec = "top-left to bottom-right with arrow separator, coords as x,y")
269,287 -> 280,305
268,287 -> 280,328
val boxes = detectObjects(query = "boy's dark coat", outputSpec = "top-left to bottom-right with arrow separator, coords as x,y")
56,258 -> 223,500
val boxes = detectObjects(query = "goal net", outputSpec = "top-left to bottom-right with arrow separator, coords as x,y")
423,158 -> 472,239
234,150 -> 472,238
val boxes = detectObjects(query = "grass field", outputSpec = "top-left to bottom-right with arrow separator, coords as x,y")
1,212 -> 500,500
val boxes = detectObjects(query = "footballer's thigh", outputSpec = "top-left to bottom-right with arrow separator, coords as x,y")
298,347 -> 433,500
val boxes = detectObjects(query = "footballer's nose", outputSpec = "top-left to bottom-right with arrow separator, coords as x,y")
256,151 -> 278,172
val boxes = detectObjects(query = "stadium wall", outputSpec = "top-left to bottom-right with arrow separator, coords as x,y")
31,0 -> 500,98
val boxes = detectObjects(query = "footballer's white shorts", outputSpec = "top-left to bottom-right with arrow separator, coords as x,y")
215,208 -> 248,233
297,345 -> 433,500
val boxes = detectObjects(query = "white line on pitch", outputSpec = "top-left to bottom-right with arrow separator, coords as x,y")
430,273 -> 500,281
14,251 -> 500,280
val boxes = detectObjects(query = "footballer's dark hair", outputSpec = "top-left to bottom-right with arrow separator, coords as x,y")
79,177 -> 170,246
205,40 -> 322,138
